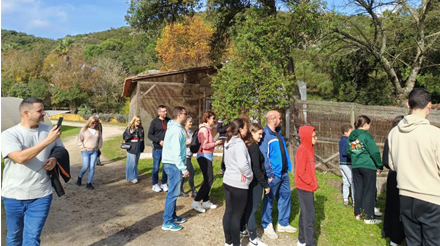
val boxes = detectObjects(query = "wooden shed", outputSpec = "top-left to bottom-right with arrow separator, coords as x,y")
121,66 -> 219,144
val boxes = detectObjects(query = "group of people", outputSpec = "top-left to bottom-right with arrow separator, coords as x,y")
2,87 -> 440,246
338,88 -> 440,246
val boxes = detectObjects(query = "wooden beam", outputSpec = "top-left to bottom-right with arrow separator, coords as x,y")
137,81 -> 199,87
141,84 -> 156,98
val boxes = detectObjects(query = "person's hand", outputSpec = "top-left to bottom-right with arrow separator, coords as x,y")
216,140 -> 223,146
182,171 -> 189,178
130,129 -> 134,134
265,187 -> 271,195
47,126 -> 61,144
268,177 -> 273,183
160,140 -> 164,147
241,174 -> 246,182
377,169 -> 383,174
43,157 -> 57,171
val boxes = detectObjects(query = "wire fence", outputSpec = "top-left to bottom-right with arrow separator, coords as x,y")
290,99 -> 440,173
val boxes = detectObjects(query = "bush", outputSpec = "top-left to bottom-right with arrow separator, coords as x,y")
115,114 -> 128,123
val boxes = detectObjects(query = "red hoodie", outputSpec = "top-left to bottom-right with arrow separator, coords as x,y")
295,126 -> 318,192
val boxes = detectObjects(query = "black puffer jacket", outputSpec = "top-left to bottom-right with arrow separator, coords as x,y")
123,127 -> 145,154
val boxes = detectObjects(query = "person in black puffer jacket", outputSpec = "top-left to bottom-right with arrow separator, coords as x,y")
123,115 -> 145,184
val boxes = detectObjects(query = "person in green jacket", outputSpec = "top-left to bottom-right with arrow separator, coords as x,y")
347,115 -> 383,224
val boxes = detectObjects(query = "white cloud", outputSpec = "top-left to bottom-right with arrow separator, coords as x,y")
2,0 -> 73,34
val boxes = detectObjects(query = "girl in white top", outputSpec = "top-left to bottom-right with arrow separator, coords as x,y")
76,116 -> 102,190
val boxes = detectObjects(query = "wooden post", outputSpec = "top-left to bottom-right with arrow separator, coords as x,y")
136,80 -> 141,116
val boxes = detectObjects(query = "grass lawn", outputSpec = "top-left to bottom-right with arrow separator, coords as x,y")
101,136 -> 390,246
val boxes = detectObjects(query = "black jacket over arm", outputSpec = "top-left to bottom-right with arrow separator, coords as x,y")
48,146 -> 71,197
249,143 -> 269,189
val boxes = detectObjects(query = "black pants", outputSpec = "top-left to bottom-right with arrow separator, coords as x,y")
297,189 -> 316,246
241,180 -> 263,240
195,157 -> 214,202
382,170 -> 405,244
223,183 -> 248,246
181,158 -> 195,193
353,167 -> 376,220
400,195 -> 440,246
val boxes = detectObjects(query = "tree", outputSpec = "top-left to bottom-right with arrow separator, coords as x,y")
211,9 -> 296,121
91,57 -> 128,113
331,0 -> 440,103
155,16 -> 213,70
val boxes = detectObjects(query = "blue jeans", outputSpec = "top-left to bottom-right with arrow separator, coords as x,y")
152,148 -> 167,185
340,164 -> 355,203
79,150 -> 98,183
2,194 -> 53,246
261,172 -> 291,228
126,152 -> 140,181
162,163 -> 182,223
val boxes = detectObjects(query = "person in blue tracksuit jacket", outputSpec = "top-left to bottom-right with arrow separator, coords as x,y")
259,110 -> 297,239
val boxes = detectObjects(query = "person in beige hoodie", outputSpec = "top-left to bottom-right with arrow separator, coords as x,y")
388,88 -> 440,245
76,116 -> 103,190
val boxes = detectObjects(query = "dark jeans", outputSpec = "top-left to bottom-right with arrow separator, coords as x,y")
181,158 -> 195,193
241,180 -> 264,240
353,167 -> 376,220
152,148 -> 168,185
195,157 -> 214,202
400,195 -> 440,246
297,189 -> 316,246
223,183 -> 248,246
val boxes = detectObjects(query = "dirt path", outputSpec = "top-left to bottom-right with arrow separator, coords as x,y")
3,122 -> 299,246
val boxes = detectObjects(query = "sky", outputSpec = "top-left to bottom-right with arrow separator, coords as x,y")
1,0 -> 131,39
1,0 -> 355,40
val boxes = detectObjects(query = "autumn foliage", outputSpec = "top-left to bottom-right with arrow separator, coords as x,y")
156,16 -> 213,71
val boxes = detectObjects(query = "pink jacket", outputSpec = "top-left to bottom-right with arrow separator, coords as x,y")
197,123 -> 216,154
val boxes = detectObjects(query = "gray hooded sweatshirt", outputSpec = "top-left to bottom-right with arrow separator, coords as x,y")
223,136 -> 253,189
388,114 -> 440,206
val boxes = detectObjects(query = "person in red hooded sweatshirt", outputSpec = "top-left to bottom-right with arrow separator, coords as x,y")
295,126 -> 318,246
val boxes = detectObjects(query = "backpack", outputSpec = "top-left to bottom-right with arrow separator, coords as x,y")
189,126 -> 206,153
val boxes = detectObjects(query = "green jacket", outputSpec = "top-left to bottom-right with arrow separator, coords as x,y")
346,129 -> 383,170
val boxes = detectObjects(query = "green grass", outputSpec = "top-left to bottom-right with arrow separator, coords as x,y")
100,139 -> 389,245
60,125 -> 81,140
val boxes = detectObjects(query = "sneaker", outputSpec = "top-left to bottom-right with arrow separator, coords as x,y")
248,237 -> 267,246
364,219 -> 382,224
355,214 -> 361,220
297,241 -> 306,246
264,223 -> 278,239
240,229 -> 249,238
191,191 -> 197,198
277,223 -> 297,233
173,216 -> 187,224
86,183 -> 94,190
390,241 -> 399,246
202,200 -> 217,210
225,244 -> 232,246
131,178 -> 138,184
179,192 -> 189,197
343,201 -> 349,206
152,184 -> 162,192
96,161 -> 104,166
374,207 -> 383,216
161,221 -> 182,231
76,177 -> 82,186
191,201 -> 206,213
161,184 -> 169,192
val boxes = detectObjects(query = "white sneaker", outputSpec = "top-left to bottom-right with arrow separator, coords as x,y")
390,241 -> 399,246
152,184 -> 162,192
277,223 -> 297,233
297,241 -> 306,246
225,244 -> 232,246
240,229 -> 249,238
374,207 -> 383,216
131,178 -> 138,184
248,237 -> 268,246
161,183 -> 168,192
191,201 -> 206,213
202,200 -> 217,209
364,219 -> 382,224
264,223 -> 278,239
355,214 -> 361,220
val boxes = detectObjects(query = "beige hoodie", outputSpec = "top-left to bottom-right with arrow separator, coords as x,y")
388,114 -> 440,206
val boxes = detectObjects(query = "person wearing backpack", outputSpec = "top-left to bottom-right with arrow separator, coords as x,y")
191,110 -> 223,213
